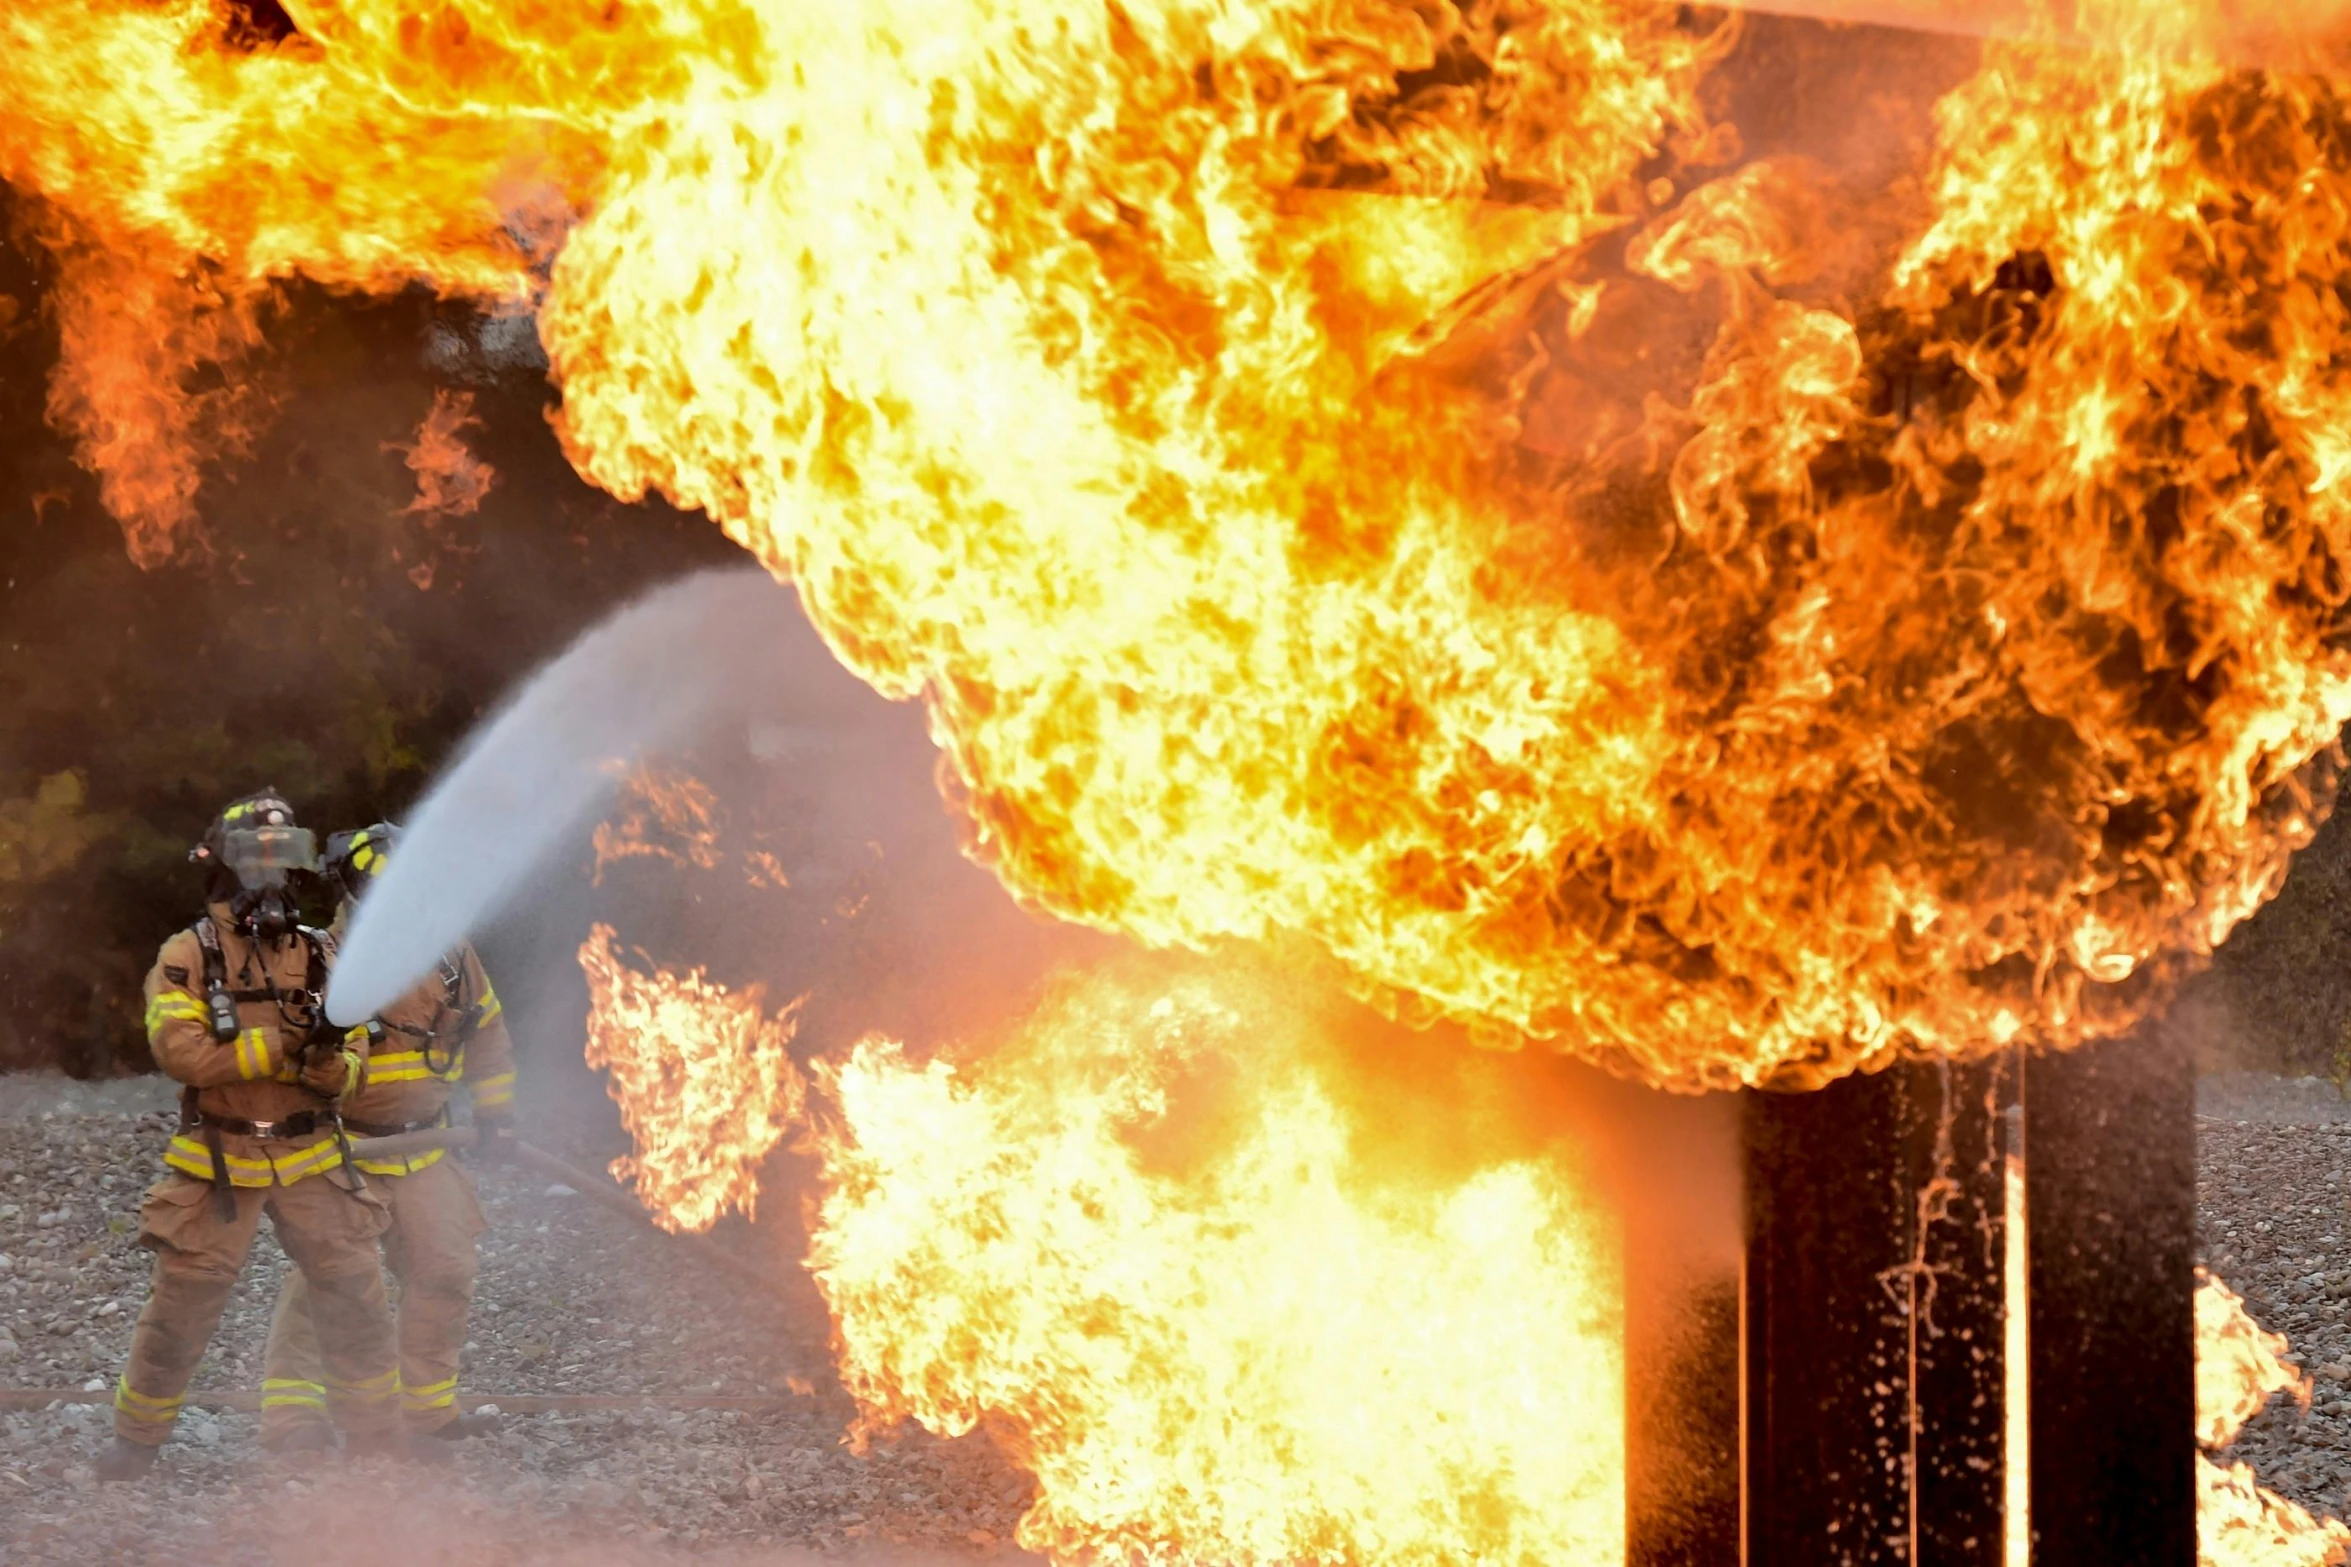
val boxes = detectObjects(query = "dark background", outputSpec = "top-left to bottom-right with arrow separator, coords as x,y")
0,172 -> 1099,1111
0,184 -> 744,1078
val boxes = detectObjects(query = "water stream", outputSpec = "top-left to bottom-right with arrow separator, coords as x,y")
326,566 -> 875,1022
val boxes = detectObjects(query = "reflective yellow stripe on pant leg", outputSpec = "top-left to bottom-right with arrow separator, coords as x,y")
402,1375 -> 459,1412
328,1366 -> 402,1406
113,1376 -> 183,1427
261,1377 -> 329,1412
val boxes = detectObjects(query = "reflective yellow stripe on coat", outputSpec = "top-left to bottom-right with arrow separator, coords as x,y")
363,1049 -> 456,1086
353,1148 -> 447,1177
144,992 -> 207,1038
230,1028 -> 282,1081
162,1134 -> 344,1187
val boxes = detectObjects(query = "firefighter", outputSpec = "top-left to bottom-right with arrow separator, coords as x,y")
98,792 -> 407,1482
257,822 -> 519,1451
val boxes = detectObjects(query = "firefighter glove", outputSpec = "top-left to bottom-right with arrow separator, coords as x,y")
300,1045 -> 362,1099
472,1115 -> 516,1165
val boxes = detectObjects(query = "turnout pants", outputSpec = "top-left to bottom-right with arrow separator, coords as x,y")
260,1155 -> 488,1441
114,1171 -> 398,1446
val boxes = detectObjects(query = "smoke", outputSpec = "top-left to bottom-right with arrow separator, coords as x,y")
329,567 -> 879,1021
212,1479 -> 1025,1567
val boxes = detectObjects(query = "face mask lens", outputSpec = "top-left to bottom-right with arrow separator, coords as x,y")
220,825 -> 317,885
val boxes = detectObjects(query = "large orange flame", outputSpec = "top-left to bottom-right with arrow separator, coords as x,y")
806,963 -> 1626,1566
575,934 -> 1628,1559
11,2 -> 2351,1084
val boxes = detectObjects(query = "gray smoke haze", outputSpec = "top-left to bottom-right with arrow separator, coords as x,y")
224,1478 -> 1032,1566
327,566 -> 880,1022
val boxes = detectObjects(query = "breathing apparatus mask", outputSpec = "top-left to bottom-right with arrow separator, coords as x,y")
190,793 -> 318,942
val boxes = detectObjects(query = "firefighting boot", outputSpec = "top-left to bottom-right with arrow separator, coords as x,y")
94,1437 -> 161,1482
425,1411 -> 502,1441
263,1425 -> 334,1456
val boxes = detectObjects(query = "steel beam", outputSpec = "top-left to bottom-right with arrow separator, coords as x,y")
1743,1056 -> 2016,1566
2024,1028 -> 2197,1564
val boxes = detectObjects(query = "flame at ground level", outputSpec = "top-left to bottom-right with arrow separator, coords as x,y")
2199,1269 -> 2348,1567
2198,1269 -> 2311,1451
2201,1460 -> 2351,1567
574,934 -> 2351,1564
804,965 -> 1626,1566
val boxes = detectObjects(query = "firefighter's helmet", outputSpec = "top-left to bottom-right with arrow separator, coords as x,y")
190,791 -> 316,887
191,791 -> 315,939
322,822 -> 399,903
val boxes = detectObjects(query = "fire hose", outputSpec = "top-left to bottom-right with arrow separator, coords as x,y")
348,1124 -> 782,1294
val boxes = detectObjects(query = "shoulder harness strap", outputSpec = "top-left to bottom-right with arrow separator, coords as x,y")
192,918 -> 228,994
301,926 -> 335,996
194,917 -> 292,1006
419,951 -> 476,1077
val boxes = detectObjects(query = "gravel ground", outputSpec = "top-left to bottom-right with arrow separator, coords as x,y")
14,1069 -> 2348,1562
0,1074 -> 1038,1566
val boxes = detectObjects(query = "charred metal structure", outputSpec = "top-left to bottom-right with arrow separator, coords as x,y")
1628,1032 -> 2197,1565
